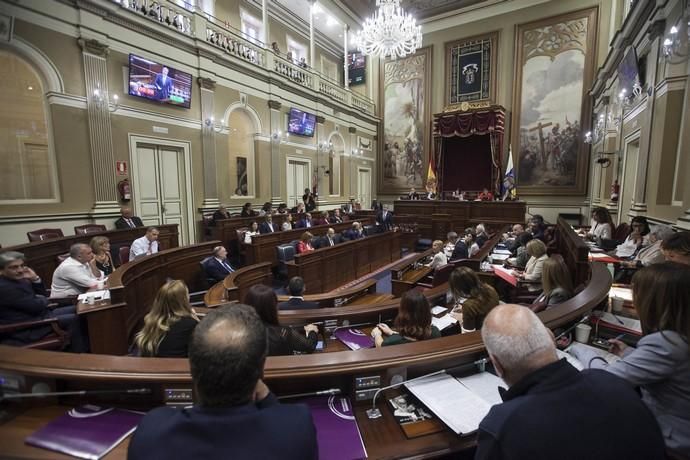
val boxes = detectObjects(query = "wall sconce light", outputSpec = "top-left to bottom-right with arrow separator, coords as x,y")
351,148 -> 361,156
272,130 -> 289,143
318,141 -> 333,152
92,88 -> 119,113
204,116 -> 226,133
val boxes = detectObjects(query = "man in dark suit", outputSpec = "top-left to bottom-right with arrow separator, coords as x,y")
203,246 -> 235,283
258,215 -> 277,234
344,222 -> 364,240
475,304 -> 665,460
114,207 -> 144,229
211,205 -> 231,225
376,205 -> 394,231
329,208 -> 344,224
446,231 -> 468,261
315,228 -> 339,249
277,277 -> 319,310
295,213 -> 313,229
128,305 -> 318,460
407,187 -> 420,200
0,251 -> 87,351
154,66 -> 173,100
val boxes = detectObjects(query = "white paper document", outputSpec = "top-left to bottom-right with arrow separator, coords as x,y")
431,314 -> 458,330
430,305 -> 448,315
406,373 -> 492,435
556,348 -> 585,371
609,286 -> 633,302
566,342 -> 621,366
492,249 -> 512,255
457,372 -> 507,406
77,290 -> 110,301
490,253 -> 511,262
599,311 -> 642,333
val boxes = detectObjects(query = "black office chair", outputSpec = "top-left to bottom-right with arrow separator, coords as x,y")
276,244 -> 296,279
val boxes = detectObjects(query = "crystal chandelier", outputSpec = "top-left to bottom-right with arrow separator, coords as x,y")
662,0 -> 690,63
355,0 -> 422,60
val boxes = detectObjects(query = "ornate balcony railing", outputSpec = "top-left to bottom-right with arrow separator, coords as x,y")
108,0 -> 376,116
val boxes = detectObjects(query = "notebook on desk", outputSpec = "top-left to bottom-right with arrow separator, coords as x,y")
25,405 -> 143,460
300,395 -> 367,460
334,328 -> 374,350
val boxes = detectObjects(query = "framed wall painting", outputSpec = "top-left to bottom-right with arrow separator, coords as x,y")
378,46 -> 432,195
445,31 -> 498,108
511,7 -> 598,195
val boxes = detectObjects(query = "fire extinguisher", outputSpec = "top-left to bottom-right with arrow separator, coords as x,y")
118,178 -> 131,201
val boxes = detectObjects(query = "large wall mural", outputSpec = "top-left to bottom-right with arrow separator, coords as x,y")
379,46 -> 432,195
511,8 -> 598,195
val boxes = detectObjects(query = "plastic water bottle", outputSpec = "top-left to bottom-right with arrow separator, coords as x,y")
606,263 -> 615,277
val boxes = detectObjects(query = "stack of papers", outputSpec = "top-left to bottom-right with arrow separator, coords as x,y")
609,286 -> 633,302
77,290 -> 110,301
598,311 -> 642,334
492,249 -> 512,255
565,342 -> 621,368
431,314 -> 458,331
406,372 -> 506,435
430,305 -> 448,315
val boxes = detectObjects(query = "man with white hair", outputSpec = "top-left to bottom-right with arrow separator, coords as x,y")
619,225 -> 674,269
50,243 -> 99,298
475,304 -> 665,460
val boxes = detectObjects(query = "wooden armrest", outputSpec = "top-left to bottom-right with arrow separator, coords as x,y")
49,296 -> 78,307
0,317 -> 60,334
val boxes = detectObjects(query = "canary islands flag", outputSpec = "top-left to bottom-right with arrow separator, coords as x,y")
426,151 -> 437,195
501,148 -> 516,200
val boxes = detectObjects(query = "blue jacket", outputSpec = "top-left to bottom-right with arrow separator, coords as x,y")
128,393 -> 317,460
475,359 -> 665,460
0,276 -> 52,343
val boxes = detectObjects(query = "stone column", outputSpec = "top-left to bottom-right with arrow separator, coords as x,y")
261,0 -> 269,45
268,100 -> 282,204
198,77 -> 219,208
309,0 -> 315,68
78,38 -> 119,215
343,25 -> 350,89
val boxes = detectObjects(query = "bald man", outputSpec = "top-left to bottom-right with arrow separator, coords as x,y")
475,305 -> 665,460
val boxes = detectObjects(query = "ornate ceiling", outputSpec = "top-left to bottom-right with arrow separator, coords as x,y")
339,0 -> 497,22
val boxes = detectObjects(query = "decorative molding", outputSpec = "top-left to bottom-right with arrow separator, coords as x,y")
1,37 -> 64,93
315,115 -> 326,124
655,76 -> 688,98
268,100 -> 282,110
223,102 -> 263,135
647,19 -> 666,40
197,77 -> 216,90
348,126 -> 356,134
77,37 -> 109,56
0,12 -> 14,42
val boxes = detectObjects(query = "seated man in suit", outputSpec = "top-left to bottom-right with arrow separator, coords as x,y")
475,304 -> 665,460
114,206 -> 144,229
407,187 -> 420,200
203,246 -> 235,283
344,222 -> 364,240
342,198 -> 355,215
258,215 -> 277,234
128,305 -> 317,460
445,231 -> 468,261
316,228 -> 339,248
295,213 -> 313,229
211,205 -> 231,225
277,277 -> 319,310
0,251 -> 88,351
376,205 -> 394,231
477,187 -> 494,201
50,243 -> 101,298
130,227 -> 160,261
329,208 -> 344,224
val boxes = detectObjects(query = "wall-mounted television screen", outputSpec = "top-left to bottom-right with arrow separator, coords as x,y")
287,107 -> 316,137
348,51 -> 365,86
617,48 -> 639,96
128,54 -> 192,108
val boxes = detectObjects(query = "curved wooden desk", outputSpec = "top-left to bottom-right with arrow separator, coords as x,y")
0,262 -> 611,459
80,241 -> 219,355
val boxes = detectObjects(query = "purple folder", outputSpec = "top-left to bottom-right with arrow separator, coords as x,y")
334,328 -> 374,350
25,405 -> 144,460
301,396 -> 367,460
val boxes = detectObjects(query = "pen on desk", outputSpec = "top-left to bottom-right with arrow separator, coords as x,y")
611,313 -> 625,325
613,333 -> 626,341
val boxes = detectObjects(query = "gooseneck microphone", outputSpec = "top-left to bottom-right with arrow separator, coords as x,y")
1,388 -> 151,401
366,358 -> 489,420
277,388 -> 341,400
554,314 -> 591,341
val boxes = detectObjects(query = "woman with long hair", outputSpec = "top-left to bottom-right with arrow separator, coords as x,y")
372,290 -> 440,347
582,207 -> 614,241
243,284 -> 318,356
615,216 -> 651,258
572,262 -> 690,456
532,255 -> 574,311
244,221 -> 260,244
89,236 -> 113,277
448,266 -> 499,331
134,280 -> 199,357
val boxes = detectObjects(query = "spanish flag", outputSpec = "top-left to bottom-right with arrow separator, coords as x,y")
426,151 -> 437,195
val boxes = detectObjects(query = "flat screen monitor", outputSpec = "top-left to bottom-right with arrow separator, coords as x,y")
287,108 -> 316,137
128,54 -> 192,108
348,51 -> 366,86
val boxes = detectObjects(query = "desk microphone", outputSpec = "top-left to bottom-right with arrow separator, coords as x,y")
277,388 -> 341,400
366,358 -> 489,420
554,314 -> 591,341
0,387 -> 151,401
